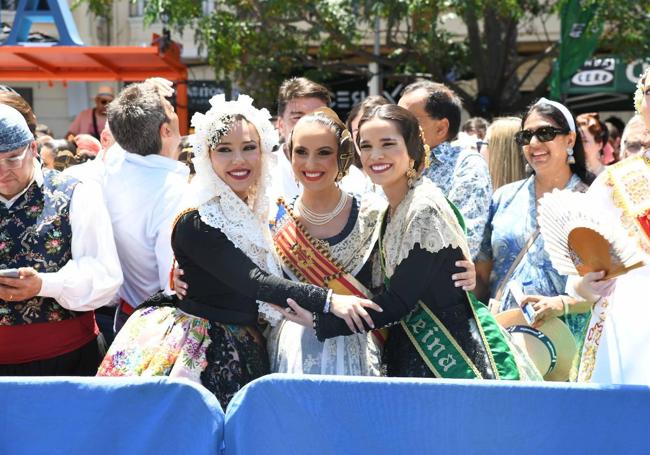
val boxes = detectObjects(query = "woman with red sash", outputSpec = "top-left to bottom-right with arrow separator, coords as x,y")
97,95 -> 383,407
174,104 -> 477,377
267,107 -> 385,375
277,105 -> 538,380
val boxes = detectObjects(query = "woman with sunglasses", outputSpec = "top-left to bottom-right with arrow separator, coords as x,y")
475,98 -> 594,347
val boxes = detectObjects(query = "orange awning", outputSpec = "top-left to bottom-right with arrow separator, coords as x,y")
0,36 -> 189,133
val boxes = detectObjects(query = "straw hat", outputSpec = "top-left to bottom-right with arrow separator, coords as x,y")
496,309 -> 577,381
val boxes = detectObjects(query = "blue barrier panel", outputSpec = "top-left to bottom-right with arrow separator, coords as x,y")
225,374 -> 650,455
0,377 -> 224,455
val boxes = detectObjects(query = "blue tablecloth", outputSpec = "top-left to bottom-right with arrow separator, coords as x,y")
225,374 -> 650,454
0,377 -> 224,455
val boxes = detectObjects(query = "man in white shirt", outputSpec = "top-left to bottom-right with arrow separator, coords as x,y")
0,104 -> 122,375
105,81 -> 188,332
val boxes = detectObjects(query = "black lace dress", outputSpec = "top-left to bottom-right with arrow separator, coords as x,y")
99,210 -> 329,409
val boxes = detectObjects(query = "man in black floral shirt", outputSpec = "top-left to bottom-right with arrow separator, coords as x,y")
0,103 -> 122,375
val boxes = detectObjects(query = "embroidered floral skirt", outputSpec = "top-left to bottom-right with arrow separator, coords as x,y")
97,302 -> 269,409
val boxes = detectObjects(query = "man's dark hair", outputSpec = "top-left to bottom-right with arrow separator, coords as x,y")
401,80 -> 462,141
277,77 -> 331,117
107,82 -> 168,156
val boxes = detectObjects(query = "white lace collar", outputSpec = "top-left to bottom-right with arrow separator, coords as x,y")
381,177 -> 469,277
187,94 -> 283,324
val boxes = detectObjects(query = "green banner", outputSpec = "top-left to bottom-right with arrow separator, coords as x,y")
566,56 -> 650,94
550,0 -> 603,100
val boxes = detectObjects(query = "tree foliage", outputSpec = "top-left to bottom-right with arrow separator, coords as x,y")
78,0 -> 650,115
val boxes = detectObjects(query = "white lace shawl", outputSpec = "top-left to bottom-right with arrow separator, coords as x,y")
187,94 -> 283,325
331,191 -> 387,276
382,177 -> 470,277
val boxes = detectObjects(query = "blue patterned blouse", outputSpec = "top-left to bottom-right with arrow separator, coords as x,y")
477,174 -> 590,338
424,141 -> 492,260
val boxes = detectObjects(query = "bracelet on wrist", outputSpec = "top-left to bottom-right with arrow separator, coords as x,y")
560,295 -> 569,319
323,288 -> 333,314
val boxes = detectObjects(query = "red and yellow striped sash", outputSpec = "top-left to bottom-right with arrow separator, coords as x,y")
273,200 -> 386,345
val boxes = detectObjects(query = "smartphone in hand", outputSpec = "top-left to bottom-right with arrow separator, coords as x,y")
508,281 -> 536,324
0,269 -> 20,278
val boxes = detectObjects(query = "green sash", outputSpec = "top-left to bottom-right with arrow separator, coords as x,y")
401,303 -> 482,378
382,199 -> 520,380
466,291 -> 519,380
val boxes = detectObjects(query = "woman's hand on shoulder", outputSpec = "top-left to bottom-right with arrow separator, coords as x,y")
173,266 -> 188,300
453,259 -> 476,291
330,294 -> 383,333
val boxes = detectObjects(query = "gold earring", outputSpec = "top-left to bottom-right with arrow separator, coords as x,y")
406,159 -> 417,188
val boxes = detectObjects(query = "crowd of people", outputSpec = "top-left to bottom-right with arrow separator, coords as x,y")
1,69 -> 650,408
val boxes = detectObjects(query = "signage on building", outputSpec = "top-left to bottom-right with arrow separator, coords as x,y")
568,56 -> 650,94
570,57 -> 615,88
327,76 -> 404,119
4,0 -> 84,45
187,80 -> 230,118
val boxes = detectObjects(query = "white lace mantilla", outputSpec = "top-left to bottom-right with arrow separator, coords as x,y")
188,94 -> 283,325
382,177 -> 470,277
329,192 -> 386,275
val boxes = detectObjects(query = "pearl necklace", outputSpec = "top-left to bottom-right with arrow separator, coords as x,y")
297,190 -> 348,226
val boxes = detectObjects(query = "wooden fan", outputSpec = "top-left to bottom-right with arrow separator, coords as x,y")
539,189 -> 644,279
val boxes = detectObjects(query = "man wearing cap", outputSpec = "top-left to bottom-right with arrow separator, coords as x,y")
0,104 -> 122,375
67,85 -> 115,140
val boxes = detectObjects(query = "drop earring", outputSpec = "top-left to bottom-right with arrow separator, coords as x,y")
566,147 -> 576,165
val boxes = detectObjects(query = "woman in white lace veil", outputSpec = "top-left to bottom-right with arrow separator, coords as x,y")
98,94 -> 382,407
187,93 -> 283,316
278,104 -> 539,380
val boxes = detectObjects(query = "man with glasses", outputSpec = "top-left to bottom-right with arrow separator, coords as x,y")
620,115 -> 650,160
66,85 -> 115,140
103,81 -> 188,333
398,80 -> 492,260
0,104 -> 122,375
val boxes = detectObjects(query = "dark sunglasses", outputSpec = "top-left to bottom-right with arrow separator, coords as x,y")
514,126 -> 569,146
98,98 -> 112,105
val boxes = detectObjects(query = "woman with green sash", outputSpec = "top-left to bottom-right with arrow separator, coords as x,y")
267,107 -> 478,376
277,105 -> 538,380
